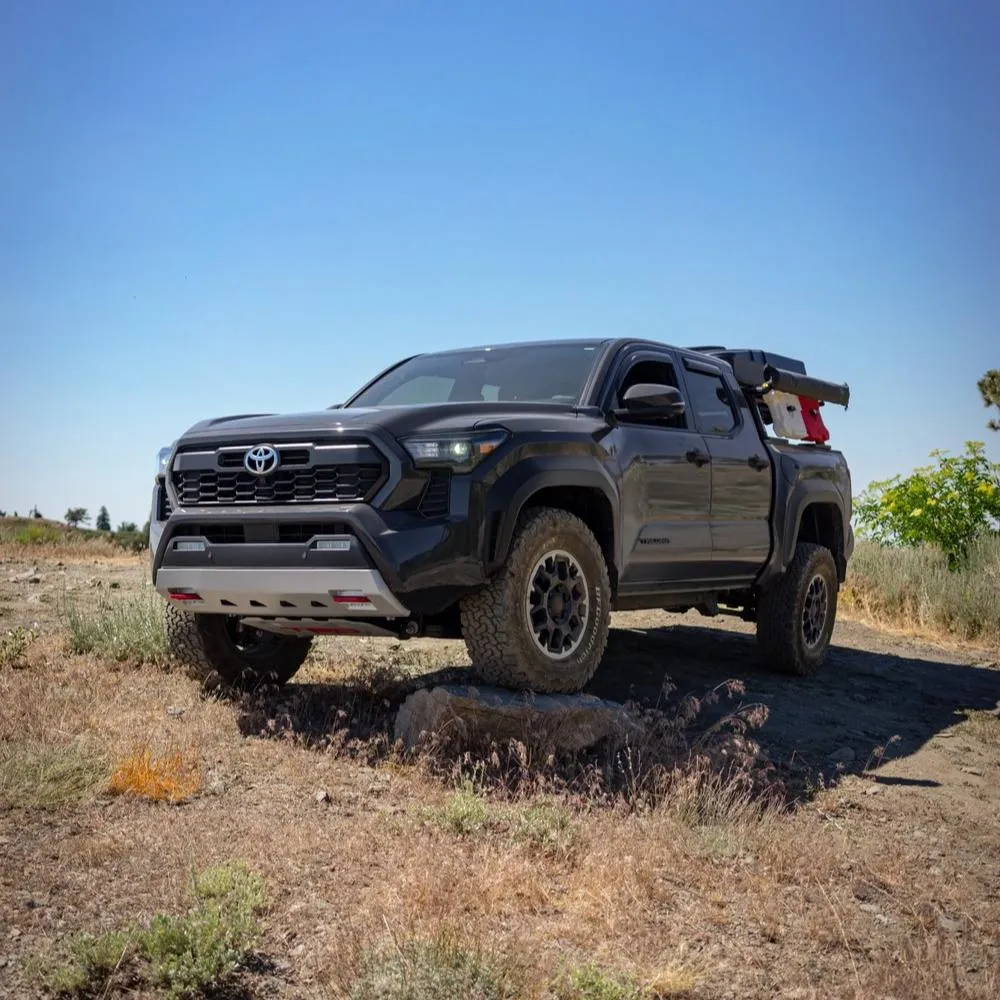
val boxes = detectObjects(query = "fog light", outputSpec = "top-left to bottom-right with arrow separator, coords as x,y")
314,539 -> 351,551
174,540 -> 206,552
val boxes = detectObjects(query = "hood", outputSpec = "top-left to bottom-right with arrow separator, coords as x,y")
176,401 -> 585,446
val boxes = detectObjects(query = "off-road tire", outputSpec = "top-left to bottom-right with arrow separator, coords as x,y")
756,542 -> 838,676
460,507 -> 611,693
164,603 -> 312,690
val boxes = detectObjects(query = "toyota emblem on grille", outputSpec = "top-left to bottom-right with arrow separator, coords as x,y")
244,445 -> 279,477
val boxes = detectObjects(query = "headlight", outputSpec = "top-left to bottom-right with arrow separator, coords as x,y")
156,446 -> 173,478
401,430 -> 508,472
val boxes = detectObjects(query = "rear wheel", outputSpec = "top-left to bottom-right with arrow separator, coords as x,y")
164,604 -> 312,690
460,507 -> 611,693
756,542 -> 838,676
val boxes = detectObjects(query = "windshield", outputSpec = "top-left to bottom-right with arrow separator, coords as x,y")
346,343 -> 603,407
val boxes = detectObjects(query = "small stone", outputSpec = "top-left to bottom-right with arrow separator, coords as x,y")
859,902 -> 880,915
937,915 -> 962,934
314,789 -> 331,804
960,766 -> 984,776
166,706 -> 186,717
208,778 -> 226,796
828,746 -> 856,764
864,784 -> 883,796
8,928 -> 20,939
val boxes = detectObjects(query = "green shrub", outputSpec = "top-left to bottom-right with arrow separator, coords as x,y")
422,783 -> 578,855
854,441 -> 1000,565
349,934 -> 520,1000
552,963 -> 646,1000
845,536 -> 1000,642
14,523 -> 63,545
0,626 -> 38,669
33,862 -> 265,999
65,587 -> 167,664
113,528 -> 148,552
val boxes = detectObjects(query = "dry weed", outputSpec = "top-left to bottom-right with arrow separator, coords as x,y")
109,747 -> 201,803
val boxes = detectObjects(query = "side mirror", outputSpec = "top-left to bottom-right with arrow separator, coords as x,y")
614,383 -> 686,420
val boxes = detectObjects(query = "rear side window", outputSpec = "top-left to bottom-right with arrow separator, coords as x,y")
683,369 -> 738,435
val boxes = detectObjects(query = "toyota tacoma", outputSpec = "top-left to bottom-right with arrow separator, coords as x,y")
149,338 -> 853,693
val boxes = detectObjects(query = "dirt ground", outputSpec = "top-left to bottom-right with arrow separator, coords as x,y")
1,547 -> 999,999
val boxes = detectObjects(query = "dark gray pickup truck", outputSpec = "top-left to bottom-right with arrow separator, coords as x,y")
149,338 -> 852,693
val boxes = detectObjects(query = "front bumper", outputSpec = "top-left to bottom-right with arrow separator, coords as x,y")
154,565 -> 409,617
149,482 -> 489,617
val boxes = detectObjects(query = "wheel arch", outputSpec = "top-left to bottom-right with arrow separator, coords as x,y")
486,461 -> 620,591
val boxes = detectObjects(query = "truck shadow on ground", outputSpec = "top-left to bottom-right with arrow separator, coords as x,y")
588,621 -> 1000,787
234,620 -> 999,802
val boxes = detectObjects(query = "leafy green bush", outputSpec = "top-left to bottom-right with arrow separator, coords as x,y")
854,442 -> 1000,565
113,528 -> 147,552
844,537 -> 1000,642
33,862 -> 265,999
65,587 -> 167,664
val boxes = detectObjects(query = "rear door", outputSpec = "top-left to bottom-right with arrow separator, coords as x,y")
606,349 -> 713,591
679,358 -> 772,582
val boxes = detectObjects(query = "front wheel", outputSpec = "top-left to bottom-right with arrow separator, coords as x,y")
460,507 -> 611,693
756,542 -> 838,676
164,604 -> 312,690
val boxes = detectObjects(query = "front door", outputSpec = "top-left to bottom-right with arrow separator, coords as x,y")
610,351 -> 713,592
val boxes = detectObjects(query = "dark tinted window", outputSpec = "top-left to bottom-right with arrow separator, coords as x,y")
684,369 -> 737,434
616,358 -> 687,429
347,343 -> 602,407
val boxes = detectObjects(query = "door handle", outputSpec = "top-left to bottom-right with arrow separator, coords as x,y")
748,454 -> 769,471
685,449 -> 710,467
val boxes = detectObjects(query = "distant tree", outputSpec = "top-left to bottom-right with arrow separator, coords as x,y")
116,520 -> 138,533
0,510 -> 6,517
978,369 -> 1000,431
65,507 -> 90,528
95,506 -> 111,531
30,506 -> 43,519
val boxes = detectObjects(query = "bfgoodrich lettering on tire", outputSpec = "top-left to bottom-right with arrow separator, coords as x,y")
164,602 -> 312,690
460,506 -> 611,693
756,542 -> 838,676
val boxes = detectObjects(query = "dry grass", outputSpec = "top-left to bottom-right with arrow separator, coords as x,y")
0,739 -> 109,808
108,747 -> 202,803
844,536 -> 1000,644
957,709 -> 1000,748
0,516 -> 125,560
3,543 -> 1000,999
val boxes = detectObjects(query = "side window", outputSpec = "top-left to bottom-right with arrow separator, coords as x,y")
683,368 -> 738,435
616,357 -> 687,429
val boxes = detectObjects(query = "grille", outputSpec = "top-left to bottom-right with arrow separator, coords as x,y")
417,470 -> 451,518
172,465 -> 384,506
218,447 -> 310,468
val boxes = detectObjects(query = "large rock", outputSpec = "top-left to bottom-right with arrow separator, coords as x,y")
394,684 -> 641,753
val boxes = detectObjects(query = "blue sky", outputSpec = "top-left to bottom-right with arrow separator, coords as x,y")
1,0 -> 998,525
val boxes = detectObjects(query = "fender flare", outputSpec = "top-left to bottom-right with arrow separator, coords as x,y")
485,457 -> 621,576
773,479 -> 850,582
